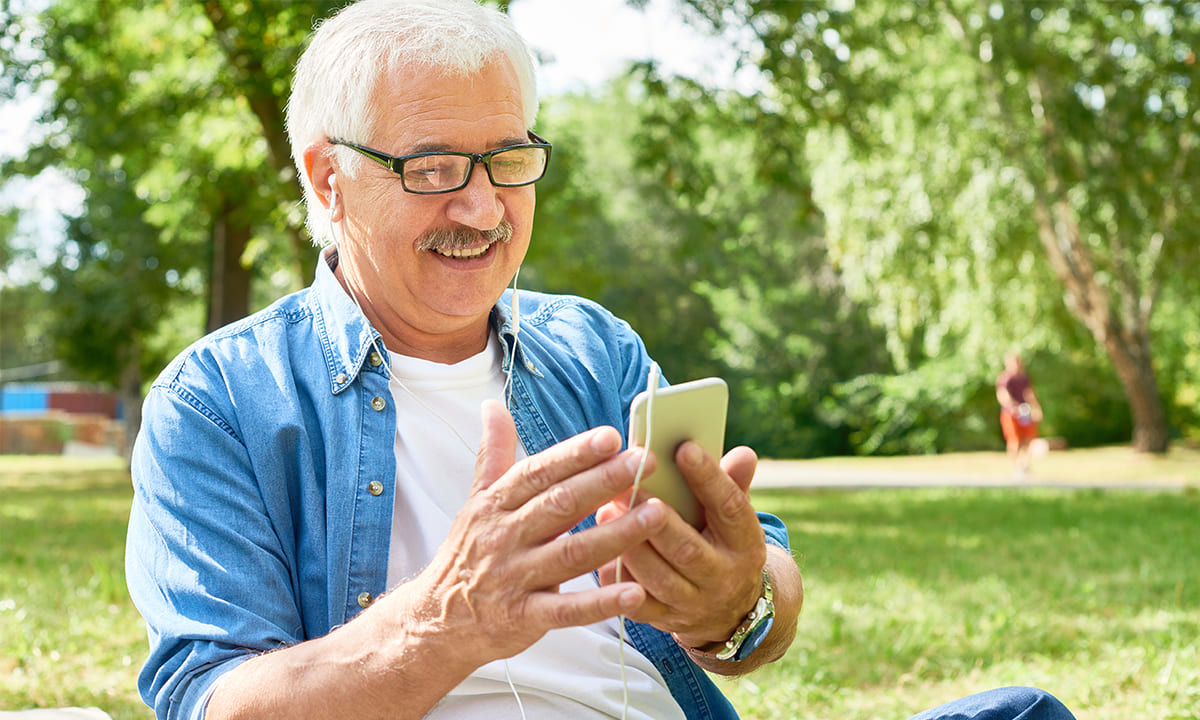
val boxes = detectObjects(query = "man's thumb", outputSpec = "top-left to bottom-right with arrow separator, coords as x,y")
472,399 -> 518,493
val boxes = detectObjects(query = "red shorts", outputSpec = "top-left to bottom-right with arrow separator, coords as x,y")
1000,410 -> 1039,444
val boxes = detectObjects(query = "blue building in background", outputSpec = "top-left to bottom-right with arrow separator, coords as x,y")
0,382 -> 123,454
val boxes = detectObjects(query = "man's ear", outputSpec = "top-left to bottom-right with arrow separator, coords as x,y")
303,142 -> 342,221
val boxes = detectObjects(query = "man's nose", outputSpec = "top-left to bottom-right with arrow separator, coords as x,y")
444,162 -> 505,230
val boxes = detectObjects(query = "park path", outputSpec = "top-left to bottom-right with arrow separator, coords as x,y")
750,459 -> 1190,491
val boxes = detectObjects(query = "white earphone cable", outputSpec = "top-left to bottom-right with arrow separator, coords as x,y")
503,266 -> 521,409
329,213 -> 528,720
616,361 -> 659,720
331,214 -> 657,719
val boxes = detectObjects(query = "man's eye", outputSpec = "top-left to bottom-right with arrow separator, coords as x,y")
404,156 -> 463,187
493,157 -> 525,172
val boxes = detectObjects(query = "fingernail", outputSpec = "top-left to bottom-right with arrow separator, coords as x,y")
636,500 -> 662,527
591,428 -> 620,454
619,587 -> 642,609
679,441 -> 702,468
625,448 -> 646,473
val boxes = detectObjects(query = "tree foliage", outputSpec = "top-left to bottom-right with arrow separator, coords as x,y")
0,209 -> 57,377
528,71 -> 889,456
673,0 -> 1200,452
1,0 -> 1197,459
0,0 -> 338,451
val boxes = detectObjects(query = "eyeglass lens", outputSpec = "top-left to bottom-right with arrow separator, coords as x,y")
403,146 -> 547,193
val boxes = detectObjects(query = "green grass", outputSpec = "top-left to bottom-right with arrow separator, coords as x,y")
727,487 -> 1200,719
0,457 -> 150,719
2,454 -> 1198,719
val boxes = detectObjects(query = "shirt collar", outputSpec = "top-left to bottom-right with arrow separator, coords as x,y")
490,291 -> 541,378
311,247 -> 385,394
312,249 -> 539,393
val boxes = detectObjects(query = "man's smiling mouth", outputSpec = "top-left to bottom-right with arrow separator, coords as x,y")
432,244 -> 491,259
418,220 -> 513,260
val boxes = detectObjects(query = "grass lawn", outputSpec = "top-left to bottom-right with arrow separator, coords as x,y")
727,487 -> 1200,720
1,452 -> 1198,719
0,456 -> 149,718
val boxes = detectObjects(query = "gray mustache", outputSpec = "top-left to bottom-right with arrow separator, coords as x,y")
417,221 -> 513,252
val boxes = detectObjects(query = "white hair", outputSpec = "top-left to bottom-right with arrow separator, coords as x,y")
285,0 -> 540,246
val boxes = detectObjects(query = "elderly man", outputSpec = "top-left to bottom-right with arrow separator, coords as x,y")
126,2 -> 1076,719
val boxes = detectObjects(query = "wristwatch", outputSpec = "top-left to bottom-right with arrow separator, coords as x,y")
683,568 -> 775,662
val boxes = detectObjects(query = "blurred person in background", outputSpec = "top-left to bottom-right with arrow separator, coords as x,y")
996,353 -> 1044,478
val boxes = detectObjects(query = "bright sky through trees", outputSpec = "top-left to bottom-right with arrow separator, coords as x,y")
0,0 -> 735,282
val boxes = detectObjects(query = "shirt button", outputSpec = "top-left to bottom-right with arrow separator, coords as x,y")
368,351 -> 383,367
367,480 -> 384,496
371,396 -> 386,411
357,592 -> 373,608
334,372 -> 347,385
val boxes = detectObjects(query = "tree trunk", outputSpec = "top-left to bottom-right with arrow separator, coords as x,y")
201,0 -> 318,287
207,198 -> 252,333
1031,196 -> 1171,453
1101,331 -> 1170,453
118,338 -> 143,467
1015,59 -> 1172,454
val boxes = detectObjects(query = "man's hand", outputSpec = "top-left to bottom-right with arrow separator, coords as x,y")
395,399 -> 668,672
594,442 -> 764,643
207,401 -> 672,720
594,441 -> 802,673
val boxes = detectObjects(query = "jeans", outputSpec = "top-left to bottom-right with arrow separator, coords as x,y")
907,687 -> 1076,720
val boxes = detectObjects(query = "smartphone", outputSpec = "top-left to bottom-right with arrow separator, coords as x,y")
628,377 -> 728,528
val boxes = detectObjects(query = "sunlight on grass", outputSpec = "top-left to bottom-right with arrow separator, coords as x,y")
732,487 -> 1200,720
783,444 -> 1200,486
0,457 -> 150,719
2,455 -> 1197,719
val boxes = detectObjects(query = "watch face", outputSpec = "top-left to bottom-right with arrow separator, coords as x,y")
733,612 -> 775,661
730,570 -> 776,661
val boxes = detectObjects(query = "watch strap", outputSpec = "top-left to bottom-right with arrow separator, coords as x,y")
683,568 -> 775,662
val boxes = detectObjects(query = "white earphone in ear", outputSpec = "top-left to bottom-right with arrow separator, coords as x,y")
325,175 -> 341,245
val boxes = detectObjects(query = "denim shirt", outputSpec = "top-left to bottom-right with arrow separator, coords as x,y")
127,255 -> 791,720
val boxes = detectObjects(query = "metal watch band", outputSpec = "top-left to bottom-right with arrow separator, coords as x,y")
683,568 -> 775,662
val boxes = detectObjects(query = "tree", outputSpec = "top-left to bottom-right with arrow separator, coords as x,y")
674,0 -> 1200,452
0,0 -> 340,452
527,72 -> 888,457
199,0 -> 332,289
0,208 -> 57,377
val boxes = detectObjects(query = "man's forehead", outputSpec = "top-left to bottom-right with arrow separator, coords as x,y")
369,60 -> 527,148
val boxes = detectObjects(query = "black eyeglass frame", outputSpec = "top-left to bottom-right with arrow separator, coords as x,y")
329,130 -> 552,195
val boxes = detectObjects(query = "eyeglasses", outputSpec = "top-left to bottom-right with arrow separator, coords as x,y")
329,130 -> 552,195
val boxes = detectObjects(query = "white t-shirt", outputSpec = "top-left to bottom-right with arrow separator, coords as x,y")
385,335 -> 685,720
